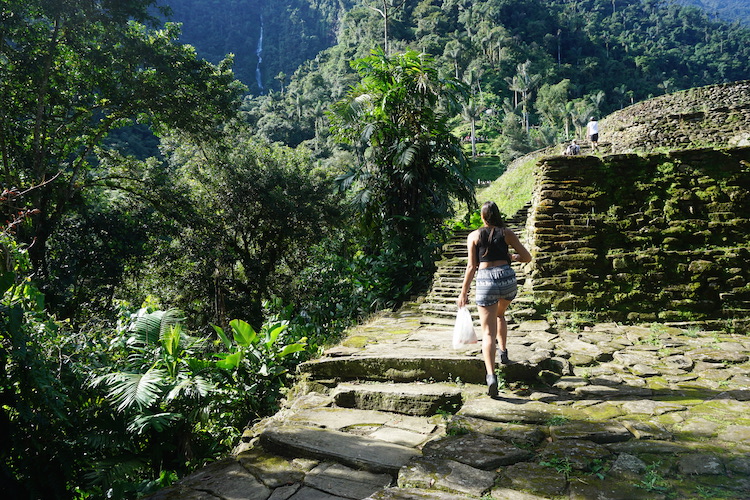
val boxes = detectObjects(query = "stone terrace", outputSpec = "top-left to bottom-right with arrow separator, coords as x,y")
145,234 -> 750,500
600,80 -> 750,153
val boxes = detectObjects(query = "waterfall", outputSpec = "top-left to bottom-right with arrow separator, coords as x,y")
256,14 -> 264,91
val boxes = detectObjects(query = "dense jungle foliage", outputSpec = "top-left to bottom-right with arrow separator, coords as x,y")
2,0 -> 750,498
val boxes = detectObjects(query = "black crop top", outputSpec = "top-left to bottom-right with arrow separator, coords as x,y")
477,226 -> 511,263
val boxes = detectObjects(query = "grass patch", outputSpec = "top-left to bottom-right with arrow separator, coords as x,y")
635,461 -> 670,494
539,456 -> 572,479
475,154 -> 536,218
470,155 -> 505,182
545,415 -> 570,426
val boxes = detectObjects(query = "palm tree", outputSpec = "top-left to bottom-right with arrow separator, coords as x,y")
588,90 -> 606,117
462,99 -> 482,158
307,101 -> 328,152
507,61 -> 541,133
444,39 -> 463,79
364,0 -> 406,55
329,49 -> 475,297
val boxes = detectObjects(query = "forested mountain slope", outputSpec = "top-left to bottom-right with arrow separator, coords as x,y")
164,0 -> 750,100
227,0 -> 750,163
676,0 -> 750,25
163,0 -> 353,93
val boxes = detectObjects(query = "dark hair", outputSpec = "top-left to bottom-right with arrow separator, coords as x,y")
479,201 -> 506,258
481,201 -> 505,227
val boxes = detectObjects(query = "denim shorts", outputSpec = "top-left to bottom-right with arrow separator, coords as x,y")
475,265 -> 517,306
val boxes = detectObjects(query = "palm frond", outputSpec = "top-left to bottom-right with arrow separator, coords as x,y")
394,142 -> 417,168
166,375 -> 214,402
127,412 -> 183,435
130,308 -> 185,346
160,324 -> 182,357
104,368 -> 166,412
84,457 -> 147,489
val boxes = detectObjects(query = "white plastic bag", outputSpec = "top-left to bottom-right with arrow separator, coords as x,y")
452,307 -> 477,348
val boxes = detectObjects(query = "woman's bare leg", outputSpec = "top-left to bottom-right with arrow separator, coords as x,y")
496,299 -> 511,352
478,303 -> 498,375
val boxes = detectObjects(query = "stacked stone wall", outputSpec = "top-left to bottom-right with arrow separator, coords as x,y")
601,80 -> 750,153
526,146 -> 750,322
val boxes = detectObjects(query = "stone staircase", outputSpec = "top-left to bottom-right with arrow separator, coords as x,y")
419,202 -> 537,329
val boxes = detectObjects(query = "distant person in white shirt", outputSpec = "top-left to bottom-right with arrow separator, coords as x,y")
587,117 -> 599,152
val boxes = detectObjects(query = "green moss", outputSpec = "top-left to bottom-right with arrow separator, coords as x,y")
584,404 -> 624,421
342,335 -> 370,348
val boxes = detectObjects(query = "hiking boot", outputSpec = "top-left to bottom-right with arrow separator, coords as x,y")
486,374 -> 498,397
499,350 -> 509,364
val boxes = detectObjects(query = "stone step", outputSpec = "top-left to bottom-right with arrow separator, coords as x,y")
298,354 -> 486,384
331,382 -> 464,416
419,315 -> 457,328
418,308 -> 478,322
259,425 -> 420,475
281,407 -> 440,441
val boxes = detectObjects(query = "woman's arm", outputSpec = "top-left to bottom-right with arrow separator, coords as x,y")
457,231 -> 479,308
504,229 -> 532,263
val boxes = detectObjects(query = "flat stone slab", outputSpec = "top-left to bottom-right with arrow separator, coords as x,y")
538,439 -> 613,470
370,427 -> 433,447
490,488 -> 550,500
268,484 -> 301,500
148,459 -> 271,500
678,454 -> 725,475
451,416 -> 546,446
501,462 -> 567,497
367,488 -> 470,499
422,433 -> 533,469
398,457 -> 496,497
237,449 -> 306,488
568,476 -> 663,500
304,462 -> 392,498
287,407 -> 391,430
459,396 -> 581,424
549,421 -> 632,443
260,425 -> 420,474
574,384 -> 652,398
691,348 -> 749,364
332,382 -> 463,416
556,338 -> 607,361
620,400 -> 687,415
288,486 -> 348,499
287,407 -> 438,435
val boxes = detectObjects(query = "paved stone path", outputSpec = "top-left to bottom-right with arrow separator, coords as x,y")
147,308 -> 750,500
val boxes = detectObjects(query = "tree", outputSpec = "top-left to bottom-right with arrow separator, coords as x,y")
462,99 -> 483,158
535,79 -> 571,134
139,124 -> 340,328
329,49 -> 475,302
363,0 -> 407,55
506,60 -> 541,133
0,0 -> 245,287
